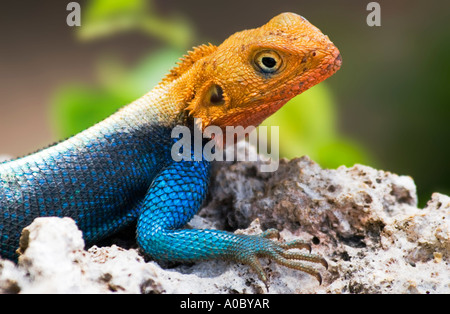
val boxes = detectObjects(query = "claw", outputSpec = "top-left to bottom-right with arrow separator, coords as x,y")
238,231 -> 328,286
280,251 -> 327,268
274,256 -> 324,285
321,257 -> 328,270
316,273 -> 323,285
247,256 -> 268,283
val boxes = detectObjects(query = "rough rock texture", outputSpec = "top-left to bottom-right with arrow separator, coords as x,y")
0,154 -> 449,294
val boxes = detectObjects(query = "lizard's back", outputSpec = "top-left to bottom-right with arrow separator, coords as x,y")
0,99 -> 173,260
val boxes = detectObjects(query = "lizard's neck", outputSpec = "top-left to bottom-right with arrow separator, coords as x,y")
114,76 -> 193,131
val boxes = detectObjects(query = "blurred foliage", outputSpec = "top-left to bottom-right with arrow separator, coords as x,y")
51,0 -> 372,169
78,0 -> 193,49
261,84 -> 372,168
51,48 -> 184,138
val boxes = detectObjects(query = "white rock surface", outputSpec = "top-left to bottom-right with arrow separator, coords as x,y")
0,156 -> 449,293
0,155 -> 12,163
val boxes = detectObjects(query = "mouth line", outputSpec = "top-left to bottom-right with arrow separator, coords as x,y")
333,52 -> 343,69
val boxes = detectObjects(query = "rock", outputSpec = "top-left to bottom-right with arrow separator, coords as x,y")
0,259 -> 25,294
0,155 -> 12,163
327,192 -> 450,294
0,155 -> 449,293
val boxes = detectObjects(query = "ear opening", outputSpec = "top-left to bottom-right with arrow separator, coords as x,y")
206,84 -> 225,106
184,81 -> 229,131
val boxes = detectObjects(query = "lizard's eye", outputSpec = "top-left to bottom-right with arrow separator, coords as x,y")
254,50 -> 282,74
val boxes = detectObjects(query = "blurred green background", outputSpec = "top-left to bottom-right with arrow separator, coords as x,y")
0,0 -> 449,206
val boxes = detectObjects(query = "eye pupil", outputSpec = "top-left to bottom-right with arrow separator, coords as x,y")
254,51 -> 282,74
262,57 -> 276,68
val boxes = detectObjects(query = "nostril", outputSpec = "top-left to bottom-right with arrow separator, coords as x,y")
336,53 -> 342,62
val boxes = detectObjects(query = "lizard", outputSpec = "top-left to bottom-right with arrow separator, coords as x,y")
0,12 -> 341,285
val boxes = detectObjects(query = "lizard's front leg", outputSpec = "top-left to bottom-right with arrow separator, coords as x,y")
136,158 -> 327,284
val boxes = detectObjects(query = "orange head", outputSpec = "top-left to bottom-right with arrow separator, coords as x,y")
166,12 -> 341,139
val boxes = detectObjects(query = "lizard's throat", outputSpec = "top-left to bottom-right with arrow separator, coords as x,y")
195,99 -> 288,147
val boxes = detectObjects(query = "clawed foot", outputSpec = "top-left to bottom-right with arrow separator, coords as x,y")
235,229 -> 328,286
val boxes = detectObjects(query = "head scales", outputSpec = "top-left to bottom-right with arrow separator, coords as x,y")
164,13 -> 342,144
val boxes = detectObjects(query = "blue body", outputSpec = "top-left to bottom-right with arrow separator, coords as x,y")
0,100 -> 307,282
0,115 -> 171,259
0,108 -> 251,263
